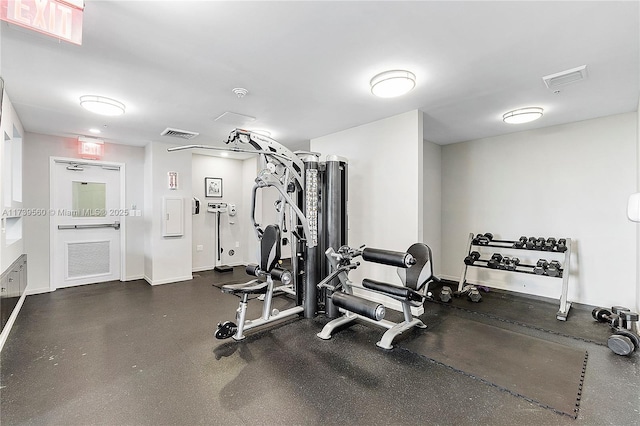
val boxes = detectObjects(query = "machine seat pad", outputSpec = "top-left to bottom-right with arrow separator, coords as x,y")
221,279 -> 269,295
362,278 -> 424,303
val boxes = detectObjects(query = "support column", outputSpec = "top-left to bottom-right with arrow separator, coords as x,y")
324,156 -> 348,318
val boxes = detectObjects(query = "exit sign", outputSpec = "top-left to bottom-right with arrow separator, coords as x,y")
78,137 -> 103,159
0,0 -> 84,45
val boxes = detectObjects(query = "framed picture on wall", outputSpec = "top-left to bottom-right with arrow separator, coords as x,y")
205,177 -> 222,198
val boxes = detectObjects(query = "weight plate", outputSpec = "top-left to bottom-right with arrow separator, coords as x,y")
615,329 -> 640,350
608,334 -> 634,356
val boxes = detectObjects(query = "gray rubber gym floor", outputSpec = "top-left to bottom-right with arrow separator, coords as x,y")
1,268 -> 638,425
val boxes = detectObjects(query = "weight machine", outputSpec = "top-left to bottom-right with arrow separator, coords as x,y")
169,129 -> 349,339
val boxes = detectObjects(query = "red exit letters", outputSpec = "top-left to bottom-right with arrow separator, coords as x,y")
0,0 -> 84,45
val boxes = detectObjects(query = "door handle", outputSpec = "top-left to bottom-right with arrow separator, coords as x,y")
58,221 -> 120,230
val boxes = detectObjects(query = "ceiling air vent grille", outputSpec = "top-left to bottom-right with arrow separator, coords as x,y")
542,65 -> 587,89
160,128 -> 199,140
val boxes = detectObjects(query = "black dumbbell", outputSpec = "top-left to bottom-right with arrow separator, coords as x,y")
592,307 -> 622,329
468,287 -> 482,302
488,253 -> 503,269
439,286 -> 453,303
464,251 -> 481,265
513,236 -> 528,249
556,238 -> 568,253
456,285 -> 482,302
507,257 -> 520,271
608,330 -> 639,356
526,237 -> 536,249
611,306 -> 631,328
534,259 -> 548,275
546,260 -> 562,277
592,307 -> 640,355
475,233 -> 493,246
621,311 -> 639,331
499,256 -> 511,270
544,237 -> 557,251
534,237 -> 545,249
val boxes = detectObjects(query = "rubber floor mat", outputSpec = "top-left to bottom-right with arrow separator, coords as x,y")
400,316 -> 587,418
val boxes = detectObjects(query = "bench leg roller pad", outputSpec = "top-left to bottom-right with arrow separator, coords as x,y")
332,292 -> 385,321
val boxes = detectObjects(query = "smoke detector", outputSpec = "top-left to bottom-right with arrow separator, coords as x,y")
232,88 -> 248,98
542,65 -> 587,90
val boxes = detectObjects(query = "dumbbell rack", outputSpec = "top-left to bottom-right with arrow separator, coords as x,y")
458,233 -> 573,321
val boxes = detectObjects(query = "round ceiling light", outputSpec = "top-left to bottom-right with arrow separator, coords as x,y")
502,107 -> 543,124
370,70 -> 416,98
80,95 -> 126,116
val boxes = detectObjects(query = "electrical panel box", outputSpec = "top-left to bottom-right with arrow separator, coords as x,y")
162,197 -> 184,237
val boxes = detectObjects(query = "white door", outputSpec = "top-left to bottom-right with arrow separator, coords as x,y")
51,160 -> 122,289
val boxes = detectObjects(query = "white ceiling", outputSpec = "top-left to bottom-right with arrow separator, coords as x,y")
1,1 -> 638,151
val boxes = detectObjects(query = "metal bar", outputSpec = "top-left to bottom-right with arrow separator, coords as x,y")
458,233 -> 474,292
557,238 -> 573,321
58,222 -> 120,230
324,158 -> 346,318
471,242 -> 568,253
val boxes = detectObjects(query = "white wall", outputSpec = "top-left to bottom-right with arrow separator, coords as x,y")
191,154 -> 246,271
311,110 -> 425,288
423,138 -> 442,276
1,91 -> 25,273
441,113 -> 637,309
22,133 -> 145,293
143,141 -> 192,285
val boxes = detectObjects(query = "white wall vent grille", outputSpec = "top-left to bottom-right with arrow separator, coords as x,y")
67,241 -> 110,278
542,65 -> 587,89
160,128 -> 200,139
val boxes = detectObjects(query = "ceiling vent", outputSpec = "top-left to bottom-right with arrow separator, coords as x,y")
542,65 -> 587,89
160,128 -> 199,140
214,111 -> 256,126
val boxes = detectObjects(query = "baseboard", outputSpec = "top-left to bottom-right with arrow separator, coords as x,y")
123,275 -> 144,282
192,265 -> 215,273
144,275 -> 193,286
440,274 -> 459,283
193,262 -> 246,273
26,287 -> 53,296
0,291 -> 27,352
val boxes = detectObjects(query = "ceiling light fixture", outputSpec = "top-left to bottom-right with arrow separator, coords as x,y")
80,95 -> 126,116
220,152 -> 229,157
370,70 -> 416,98
89,128 -> 101,134
502,107 -> 543,124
